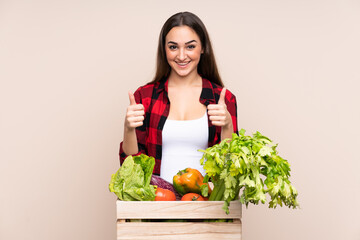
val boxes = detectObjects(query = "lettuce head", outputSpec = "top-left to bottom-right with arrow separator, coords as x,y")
109,154 -> 156,201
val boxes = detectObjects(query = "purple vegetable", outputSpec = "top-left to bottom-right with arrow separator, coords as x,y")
150,175 -> 181,200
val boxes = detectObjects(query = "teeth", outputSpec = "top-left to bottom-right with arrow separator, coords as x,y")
177,62 -> 189,66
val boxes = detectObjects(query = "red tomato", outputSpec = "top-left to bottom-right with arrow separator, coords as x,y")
155,187 -> 176,201
181,193 -> 206,201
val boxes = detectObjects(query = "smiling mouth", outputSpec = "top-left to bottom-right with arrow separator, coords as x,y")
176,61 -> 191,67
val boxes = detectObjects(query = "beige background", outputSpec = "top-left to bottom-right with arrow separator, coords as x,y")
1,0 -> 359,239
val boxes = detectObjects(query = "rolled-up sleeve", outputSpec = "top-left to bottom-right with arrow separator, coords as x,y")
225,91 -> 238,135
119,89 -> 148,165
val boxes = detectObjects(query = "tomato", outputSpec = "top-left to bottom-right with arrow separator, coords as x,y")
181,193 -> 206,201
155,187 -> 176,201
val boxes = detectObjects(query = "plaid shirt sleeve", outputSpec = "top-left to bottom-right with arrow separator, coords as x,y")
119,82 -> 166,174
225,89 -> 238,135
208,84 -> 239,147
119,84 -> 154,166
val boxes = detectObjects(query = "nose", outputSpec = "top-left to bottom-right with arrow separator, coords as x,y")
177,48 -> 186,61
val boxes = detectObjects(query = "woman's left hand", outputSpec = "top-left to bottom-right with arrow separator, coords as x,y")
207,88 -> 232,129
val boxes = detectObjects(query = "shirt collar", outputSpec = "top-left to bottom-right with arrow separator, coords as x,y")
199,78 -> 216,105
155,77 -> 167,94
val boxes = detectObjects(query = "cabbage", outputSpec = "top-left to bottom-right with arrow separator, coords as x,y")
109,154 -> 156,201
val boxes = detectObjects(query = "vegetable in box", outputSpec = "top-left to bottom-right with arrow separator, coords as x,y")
199,129 -> 299,214
109,154 -> 156,201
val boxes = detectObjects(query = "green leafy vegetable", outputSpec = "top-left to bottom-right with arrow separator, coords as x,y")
199,129 -> 299,214
109,154 -> 156,201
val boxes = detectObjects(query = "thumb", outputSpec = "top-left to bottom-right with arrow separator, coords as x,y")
218,87 -> 226,104
128,91 -> 136,105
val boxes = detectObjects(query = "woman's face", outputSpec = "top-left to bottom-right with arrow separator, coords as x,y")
165,26 -> 203,78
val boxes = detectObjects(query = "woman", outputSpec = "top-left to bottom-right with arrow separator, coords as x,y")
120,12 -> 238,182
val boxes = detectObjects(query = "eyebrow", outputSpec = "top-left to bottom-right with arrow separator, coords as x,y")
167,40 -> 197,45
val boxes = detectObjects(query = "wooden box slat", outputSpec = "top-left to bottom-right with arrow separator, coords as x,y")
116,200 -> 242,239
116,200 -> 241,219
117,222 -> 241,240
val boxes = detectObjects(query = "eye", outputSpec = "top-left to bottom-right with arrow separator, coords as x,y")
169,45 -> 177,50
187,45 -> 196,49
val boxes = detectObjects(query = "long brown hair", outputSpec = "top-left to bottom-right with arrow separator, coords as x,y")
149,12 -> 224,87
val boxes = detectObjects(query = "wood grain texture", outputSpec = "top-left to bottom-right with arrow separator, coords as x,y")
116,200 -> 242,219
117,222 -> 241,240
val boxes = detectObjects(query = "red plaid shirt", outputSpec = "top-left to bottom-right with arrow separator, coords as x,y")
119,78 -> 238,175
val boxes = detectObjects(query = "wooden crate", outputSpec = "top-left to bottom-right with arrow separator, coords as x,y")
116,200 -> 242,240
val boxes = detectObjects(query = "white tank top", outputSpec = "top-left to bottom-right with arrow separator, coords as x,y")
160,112 -> 209,183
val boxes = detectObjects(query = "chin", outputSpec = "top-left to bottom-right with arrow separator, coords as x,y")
172,66 -> 197,78
175,70 -> 190,77
175,71 -> 193,78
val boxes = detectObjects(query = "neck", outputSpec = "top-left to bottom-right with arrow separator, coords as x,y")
168,71 -> 202,87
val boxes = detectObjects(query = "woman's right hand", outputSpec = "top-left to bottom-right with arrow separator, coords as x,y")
125,91 -> 145,130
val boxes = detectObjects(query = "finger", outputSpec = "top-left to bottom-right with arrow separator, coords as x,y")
218,87 -> 226,105
207,104 -> 225,110
128,91 -> 136,105
129,121 -> 143,128
207,109 -> 226,116
126,111 -> 145,118
128,115 -> 145,122
209,115 -> 226,121
131,110 -> 145,116
211,120 -> 225,126
128,104 -> 144,111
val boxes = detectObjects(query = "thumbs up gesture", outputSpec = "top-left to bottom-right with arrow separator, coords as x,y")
207,88 -> 232,128
125,91 -> 145,130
